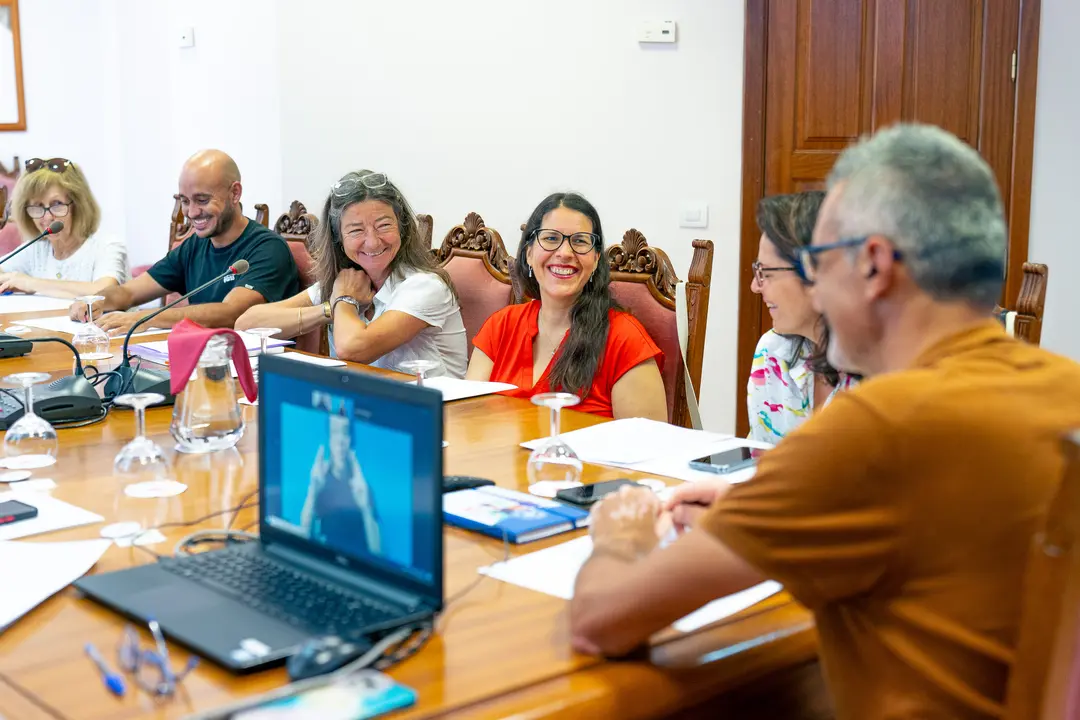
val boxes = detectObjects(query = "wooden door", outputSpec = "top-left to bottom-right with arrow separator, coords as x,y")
735,0 -> 1039,436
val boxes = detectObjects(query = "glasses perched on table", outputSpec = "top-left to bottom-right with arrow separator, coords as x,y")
118,620 -> 198,696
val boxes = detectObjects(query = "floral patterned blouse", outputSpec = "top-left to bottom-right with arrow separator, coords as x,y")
747,330 -> 859,444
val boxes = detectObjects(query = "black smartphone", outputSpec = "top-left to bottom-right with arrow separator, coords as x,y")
0,499 -> 38,526
688,446 -> 756,474
556,479 -> 642,507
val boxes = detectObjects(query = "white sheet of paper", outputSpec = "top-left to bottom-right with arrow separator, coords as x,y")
479,536 -> 782,632
522,418 -> 734,465
0,538 -> 112,630
0,294 -> 72,315
0,490 -> 103,540
410,376 -> 517,402
231,351 -> 346,378
15,314 -> 169,338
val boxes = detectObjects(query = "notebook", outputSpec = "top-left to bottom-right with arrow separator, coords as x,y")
443,486 -> 589,544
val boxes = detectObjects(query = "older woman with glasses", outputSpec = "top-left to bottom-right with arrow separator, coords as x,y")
236,169 -> 467,378
747,191 -> 858,444
1,158 -> 128,297
466,192 -> 667,421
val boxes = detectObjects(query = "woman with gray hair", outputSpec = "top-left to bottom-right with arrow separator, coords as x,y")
237,170 -> 467,377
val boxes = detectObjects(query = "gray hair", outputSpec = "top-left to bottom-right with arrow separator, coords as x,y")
826,123 -> 1006,309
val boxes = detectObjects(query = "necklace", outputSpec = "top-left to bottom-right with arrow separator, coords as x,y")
537,315 -> 565,357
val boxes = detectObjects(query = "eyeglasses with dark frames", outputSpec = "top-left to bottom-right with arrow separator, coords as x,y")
795,236 -> 903,283
751,261 -> 798,285
26,201 -> 73,220
531,229 -> 599,255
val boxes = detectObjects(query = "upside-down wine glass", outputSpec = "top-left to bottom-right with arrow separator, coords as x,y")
526,392 -> 583,484
113,392 -> 185,499
400,359 -> 440,387
2,372 -> 59,469
244,327 -> 281,379
73,295 -> 112,360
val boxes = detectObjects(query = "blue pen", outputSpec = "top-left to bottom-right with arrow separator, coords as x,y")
85,642 -> 126,697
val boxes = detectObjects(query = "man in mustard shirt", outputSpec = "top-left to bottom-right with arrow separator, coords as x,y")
570,123 -> 1080,719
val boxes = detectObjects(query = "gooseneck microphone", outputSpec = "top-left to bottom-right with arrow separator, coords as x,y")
0,220 -> 64,266
104,260 -> 250,402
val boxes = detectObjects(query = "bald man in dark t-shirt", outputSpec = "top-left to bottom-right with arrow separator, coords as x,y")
70,149 -> 299,333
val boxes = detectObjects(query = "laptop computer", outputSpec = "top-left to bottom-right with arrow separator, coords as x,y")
75,354 -> 444,673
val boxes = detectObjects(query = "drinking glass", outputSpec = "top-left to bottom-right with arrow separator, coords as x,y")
245,327 -> 281,379
2,372 -> 58,469
400,359 -> 440,387
114,393 -> 184,498
526,392 -> 582,484
73,295 -> 112,360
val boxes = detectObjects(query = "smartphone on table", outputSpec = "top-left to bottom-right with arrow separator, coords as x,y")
556,479 -> 643,507
0,499 -> 38,527
688,446 -> 756,475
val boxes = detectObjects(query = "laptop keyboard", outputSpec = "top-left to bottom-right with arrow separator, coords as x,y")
159,550 -> 401,635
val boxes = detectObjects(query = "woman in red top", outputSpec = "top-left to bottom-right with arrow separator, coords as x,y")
467,193 -> 668,420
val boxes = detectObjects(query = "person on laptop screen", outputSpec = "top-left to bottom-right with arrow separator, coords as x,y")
300,410 -> 382,555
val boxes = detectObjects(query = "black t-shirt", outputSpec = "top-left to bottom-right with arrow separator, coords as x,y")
147,219 -> 300,304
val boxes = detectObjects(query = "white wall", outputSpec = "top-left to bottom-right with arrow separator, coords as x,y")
1028,0 -> 1080,361
276,0 -> 747,432
1,0 -> 746,431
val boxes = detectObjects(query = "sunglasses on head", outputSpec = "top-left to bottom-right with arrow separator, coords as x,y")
24,158 -> 72,174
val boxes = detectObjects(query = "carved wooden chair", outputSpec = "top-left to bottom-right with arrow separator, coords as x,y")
0,163 -> 23,255
417,213 -> 433,250
607,231 -> 714,428
273,200 -> 326,354
433,212 -> 515,356
1004,429 -> 1080,720
995,263 -> 1048,346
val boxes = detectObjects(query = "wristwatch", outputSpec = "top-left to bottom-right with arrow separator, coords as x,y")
321,300 -> 332,319
331,295 -> 366,320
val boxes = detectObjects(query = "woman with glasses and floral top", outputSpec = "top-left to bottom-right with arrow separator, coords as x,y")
748,191 -> 859,444
466,192 -> 667,421
1,158 -> 129,297
236,169 -> 467,378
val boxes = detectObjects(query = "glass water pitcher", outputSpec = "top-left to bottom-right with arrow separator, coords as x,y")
171,335 -> 244,453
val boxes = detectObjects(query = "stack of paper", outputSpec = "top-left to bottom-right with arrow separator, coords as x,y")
0,294 -> 72,315
521,418 -> 772,484
0,538 -> 112,630
231,351 -> 346,378
130,331 -> 294,364
14,314 -> 169,338
478,536 -> 783,632
410,376 -> 517,402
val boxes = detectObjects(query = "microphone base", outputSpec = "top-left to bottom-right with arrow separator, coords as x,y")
104,365 -> 176,406
0,375 -> 103,430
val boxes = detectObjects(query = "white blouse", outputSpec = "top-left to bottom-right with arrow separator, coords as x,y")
309,267 -> 467,379
1,233 -> 130,284
747,330 -> 859,444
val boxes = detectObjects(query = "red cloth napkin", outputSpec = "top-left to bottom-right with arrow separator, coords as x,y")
167,319 -> 258,401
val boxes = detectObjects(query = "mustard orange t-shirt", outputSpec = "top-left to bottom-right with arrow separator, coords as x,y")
472,300 -> 663,418
703,322 -> 1080,719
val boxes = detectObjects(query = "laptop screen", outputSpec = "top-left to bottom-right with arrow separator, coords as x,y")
258,357 -> 442,605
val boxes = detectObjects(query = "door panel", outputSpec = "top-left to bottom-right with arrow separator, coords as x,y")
736,0 -> 1024,436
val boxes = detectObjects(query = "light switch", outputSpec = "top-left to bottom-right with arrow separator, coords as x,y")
679,203 -> 708,229
178,27 -> 195,48
639,20 -> 677,44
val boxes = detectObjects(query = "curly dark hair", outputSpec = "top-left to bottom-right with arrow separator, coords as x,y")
756,191 -> 847,386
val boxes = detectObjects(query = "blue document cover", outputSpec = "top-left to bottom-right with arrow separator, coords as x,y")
442,485 -> 589,544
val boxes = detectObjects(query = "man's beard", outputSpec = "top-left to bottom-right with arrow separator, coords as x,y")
205,203 -> 238,238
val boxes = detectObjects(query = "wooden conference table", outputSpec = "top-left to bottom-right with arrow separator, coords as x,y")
0,307 -> 825,720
